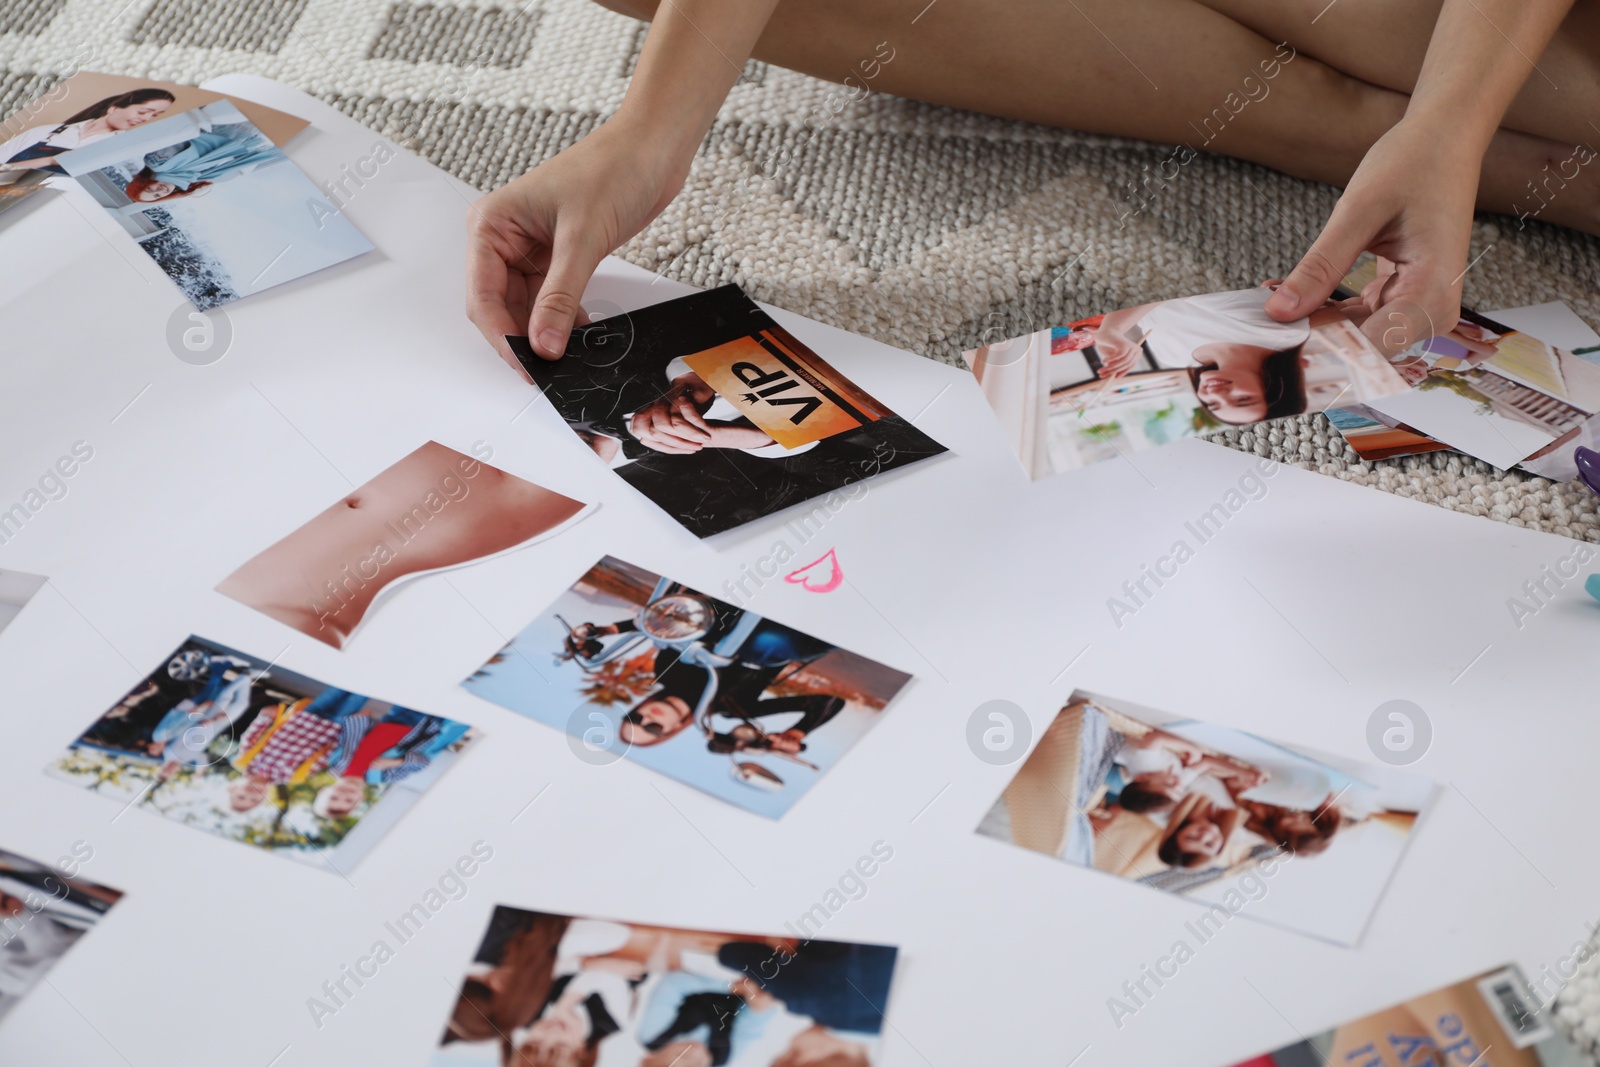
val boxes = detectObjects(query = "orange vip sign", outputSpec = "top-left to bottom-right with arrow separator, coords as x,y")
683,330 -> 890,449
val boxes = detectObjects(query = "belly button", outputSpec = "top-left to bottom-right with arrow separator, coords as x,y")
344,495 -> 363,509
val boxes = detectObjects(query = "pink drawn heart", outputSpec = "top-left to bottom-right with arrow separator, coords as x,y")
784,548 -> 843,593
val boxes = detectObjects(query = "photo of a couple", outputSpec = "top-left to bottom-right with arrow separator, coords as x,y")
48,637 -> 477,871
977,691 -> 1431,945
462,556 -> 911,818
963,284 -> 1412,477
51,100 -> 369,308
513,285 -> 947,538
433,907 -> 898,1067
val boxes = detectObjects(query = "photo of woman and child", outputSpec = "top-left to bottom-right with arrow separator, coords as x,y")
977,692 -> 1429,944
48,637 -> 476,870
962,284 -> 1413,477
434,907 -> 898,1067
47,99 -> 368,308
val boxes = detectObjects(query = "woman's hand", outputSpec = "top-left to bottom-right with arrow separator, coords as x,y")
1264,115 -> 1480,358
465,118 -> 687,376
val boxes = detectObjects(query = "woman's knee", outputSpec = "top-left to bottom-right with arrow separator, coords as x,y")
591,0 -> 658,20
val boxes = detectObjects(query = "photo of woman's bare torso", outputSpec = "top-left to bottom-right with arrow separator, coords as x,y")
217,441 -> 585,647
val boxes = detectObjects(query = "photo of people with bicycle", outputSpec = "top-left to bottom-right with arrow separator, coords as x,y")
976,691 -> 1431,945
48,636 -> 478,871
461,556 -> 911,818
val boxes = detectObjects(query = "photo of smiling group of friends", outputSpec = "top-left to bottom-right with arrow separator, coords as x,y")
433,907 -> 898,1067
462,556 -> 911,819
977,691 -> 1431,945
47,637 -> 477,871
962,283 -> 1412,477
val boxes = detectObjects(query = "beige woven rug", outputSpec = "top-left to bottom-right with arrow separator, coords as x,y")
6,0 -> 1600,1053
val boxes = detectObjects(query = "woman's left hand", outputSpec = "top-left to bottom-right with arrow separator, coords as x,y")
1264,114 -> 1481,358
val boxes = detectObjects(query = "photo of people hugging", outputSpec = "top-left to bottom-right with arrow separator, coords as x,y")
49,637 -> 476,870
434,907 -> 898,1067
977,691 -> 1429,944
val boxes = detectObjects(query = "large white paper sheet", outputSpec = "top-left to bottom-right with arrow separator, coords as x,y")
0,75 -> 1597,1067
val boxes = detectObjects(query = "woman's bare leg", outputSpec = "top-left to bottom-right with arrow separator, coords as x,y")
1199,0 -> 1600,147
595,0 -> 1600,234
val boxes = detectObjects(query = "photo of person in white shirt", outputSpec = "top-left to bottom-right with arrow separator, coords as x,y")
1089,286 -> 1322,425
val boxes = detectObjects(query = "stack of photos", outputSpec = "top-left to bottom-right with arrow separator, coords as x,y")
1329,258 -> 1600,472
0,71 -> 307,219
511,285 -> 947,537
462,556 -> 912,818
0,847 -> 123,1022
434,906 -> 899,1067
961,285 -> 1411,477
47,637 -> 477,871
1226,965 -> 1583,1066
218,441 -> 591,649
52,100 -> 370,309
0,569 -> 46,638
976,691 -> 1432,945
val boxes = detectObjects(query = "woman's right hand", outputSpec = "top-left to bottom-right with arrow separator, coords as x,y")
465,118 -> 687,377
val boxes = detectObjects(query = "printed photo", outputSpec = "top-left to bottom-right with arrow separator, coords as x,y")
218,441 -> 591,649
511,285 -> 947,538
53,100 -> 370,309
433,906 -> 899,1067
976,691 -> 1431,945
0,569 -> 46,637
0,71 -> 307,219
0,846 -> 123,1022
47,637 -> 477,872
462,556 -> 911,818
963,285 -> 1411,477
1324,404 -> 1452,462
1338,261 -> 1600,469
1227,965 -> 1583,1066
1520,410 -> 1600,482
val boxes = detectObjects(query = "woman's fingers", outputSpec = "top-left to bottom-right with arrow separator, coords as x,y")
526,224 -> 607,360
1358,262 -> 1462,360
1264,200 -> 1374,322
464,227 -> 534,381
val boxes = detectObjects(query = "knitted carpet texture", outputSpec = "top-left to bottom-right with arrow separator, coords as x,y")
4,0 -> 1600,1054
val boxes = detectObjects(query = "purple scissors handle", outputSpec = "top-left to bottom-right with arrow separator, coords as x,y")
1577,446 -> 1600,497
